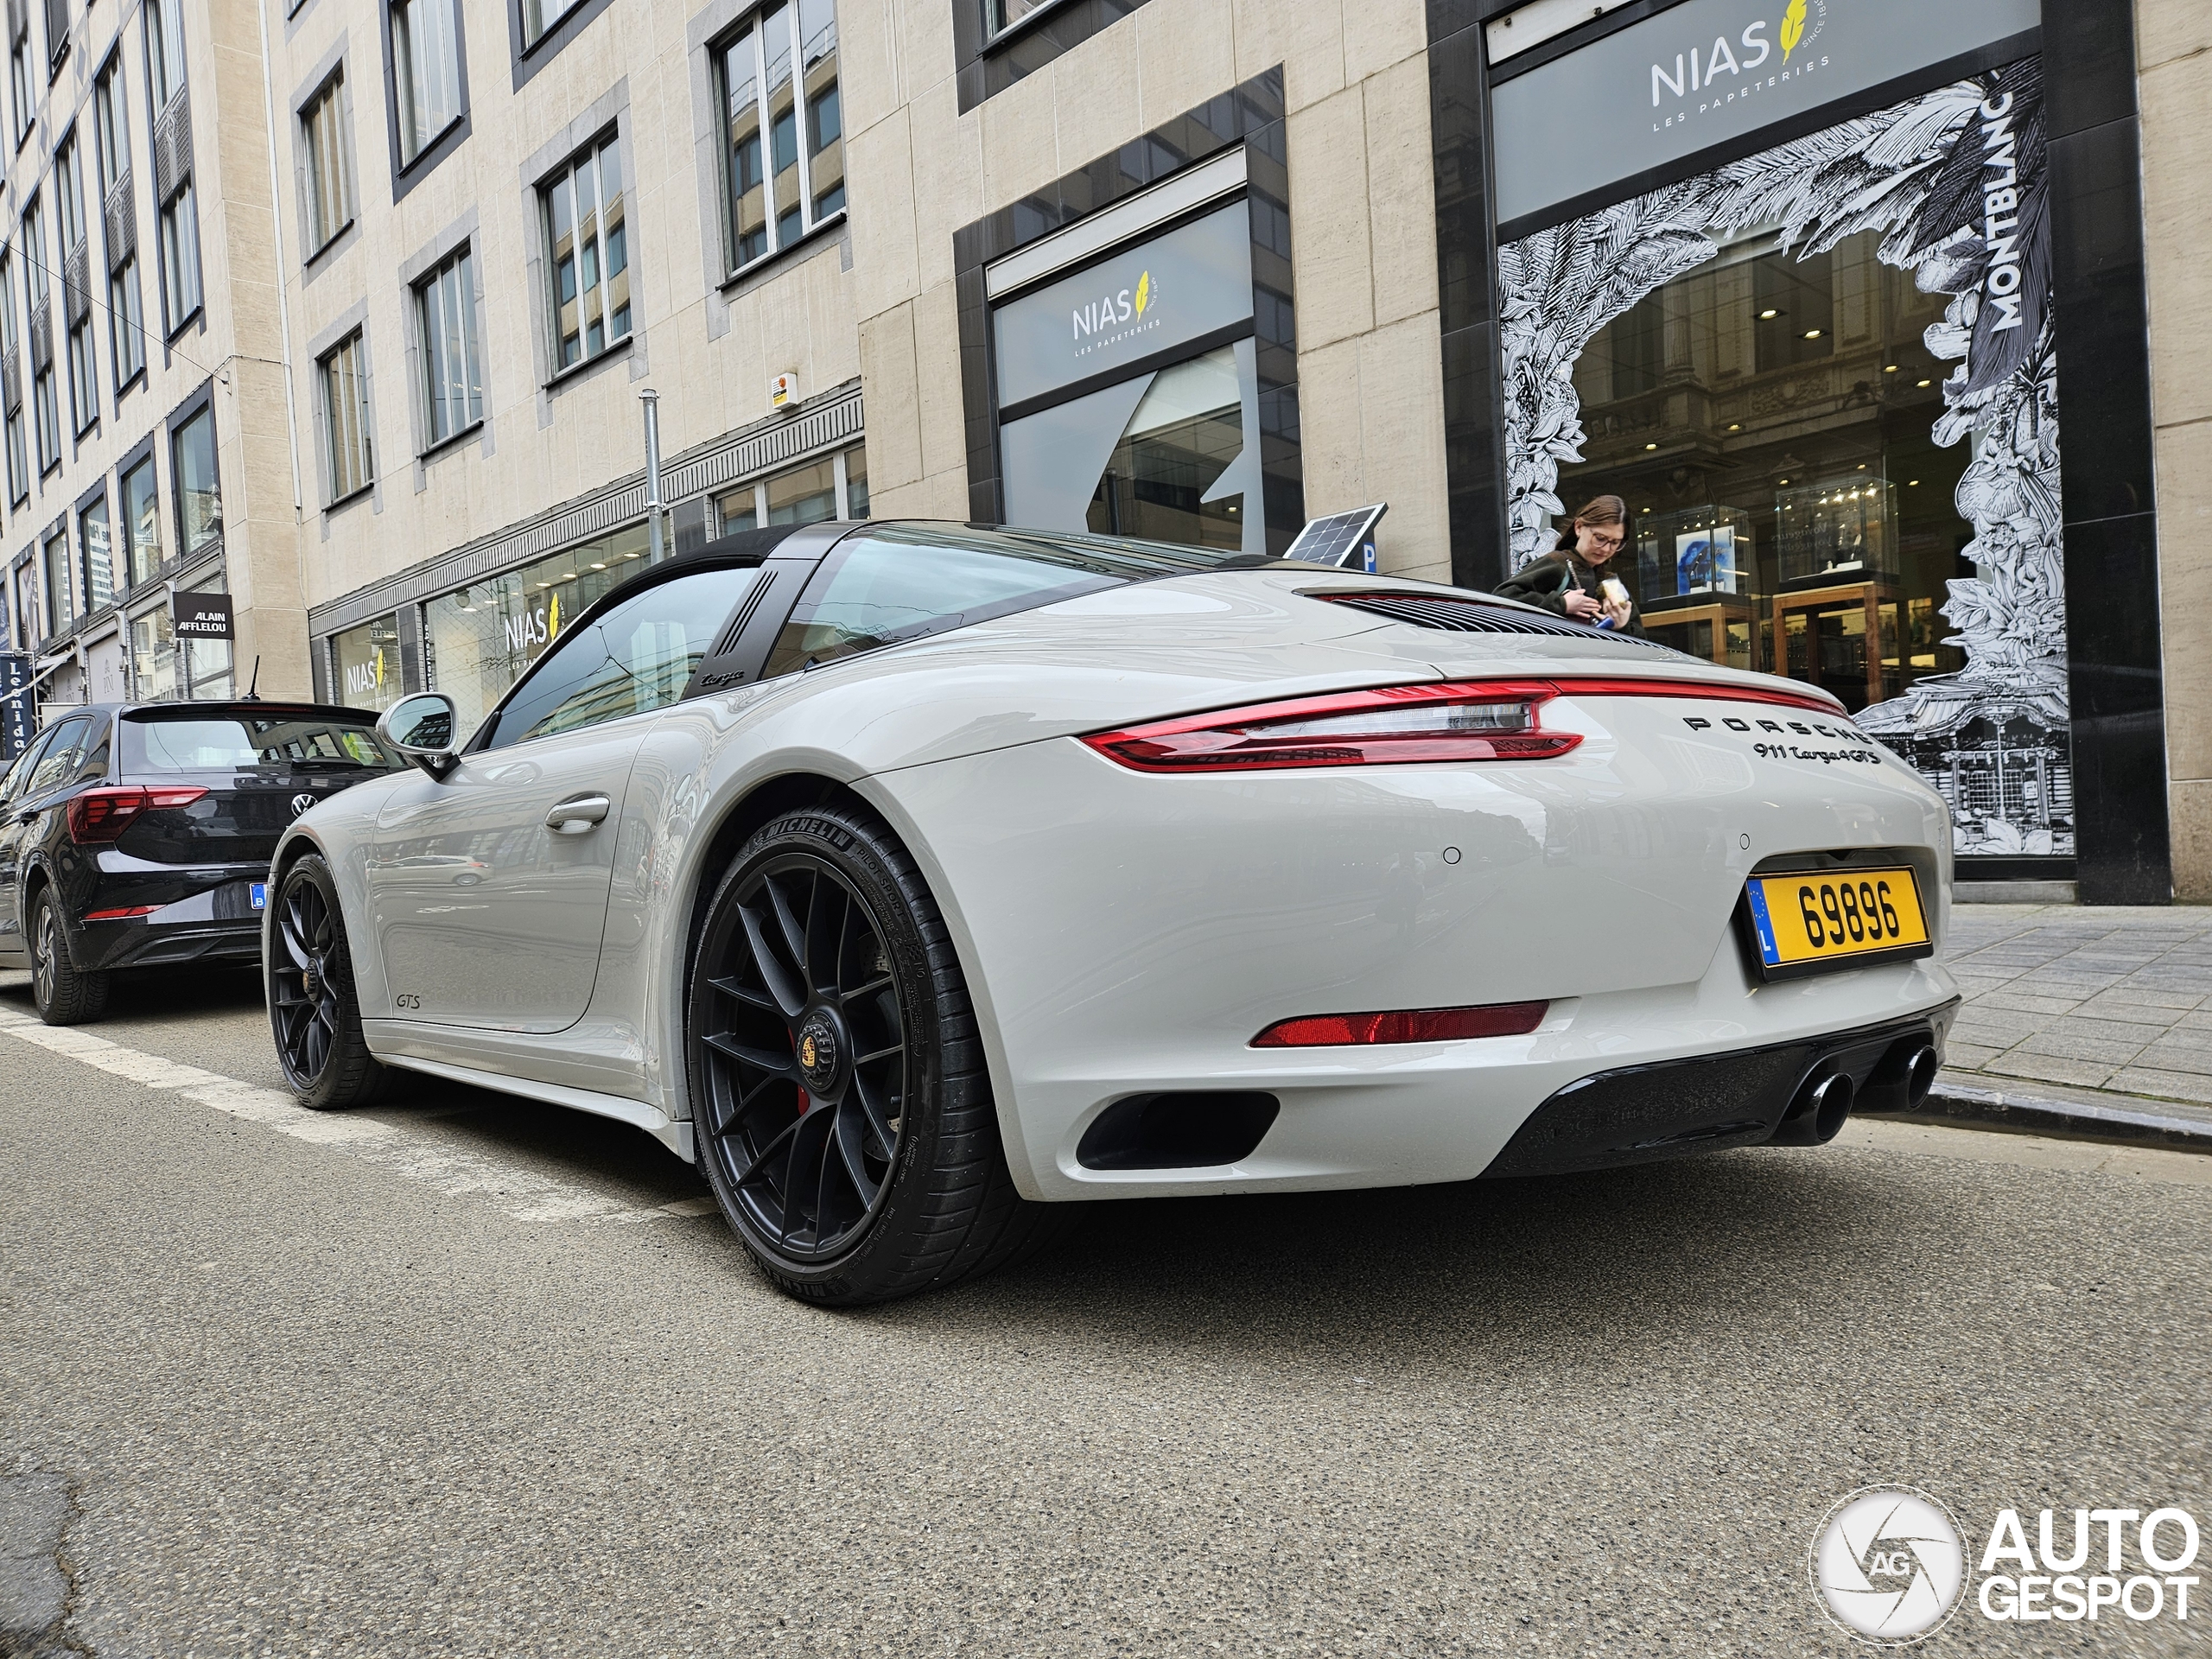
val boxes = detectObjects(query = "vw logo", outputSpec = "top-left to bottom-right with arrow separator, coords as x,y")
1810,1485 -> 1968,1643
290,792 -> 319,817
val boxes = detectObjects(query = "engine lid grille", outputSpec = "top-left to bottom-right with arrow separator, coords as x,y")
1311,589 -> 1673,649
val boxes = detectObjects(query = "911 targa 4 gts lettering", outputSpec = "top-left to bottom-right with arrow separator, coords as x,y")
266,521 -> 1960,1305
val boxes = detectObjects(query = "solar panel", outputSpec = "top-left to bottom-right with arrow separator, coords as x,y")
1283,505 -> 1388,572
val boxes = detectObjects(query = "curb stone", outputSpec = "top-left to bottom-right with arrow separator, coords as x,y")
1860,1072 -> 2212,1154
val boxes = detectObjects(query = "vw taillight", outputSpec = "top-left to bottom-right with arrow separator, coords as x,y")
64,785 -> 209,844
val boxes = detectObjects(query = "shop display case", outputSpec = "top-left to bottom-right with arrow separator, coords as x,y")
1636,505 -> 1757,668
1777,475 -> 1897,588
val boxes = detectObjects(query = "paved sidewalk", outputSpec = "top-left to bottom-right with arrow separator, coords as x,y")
1937,904 -> 2212,1135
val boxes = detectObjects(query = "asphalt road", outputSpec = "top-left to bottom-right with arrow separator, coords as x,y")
3,966 -> 2209,1656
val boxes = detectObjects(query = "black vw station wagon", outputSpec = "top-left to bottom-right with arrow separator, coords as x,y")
0,702 -> 404,1025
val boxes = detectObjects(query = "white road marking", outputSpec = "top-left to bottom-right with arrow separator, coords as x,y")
0,1008 -> 719,1225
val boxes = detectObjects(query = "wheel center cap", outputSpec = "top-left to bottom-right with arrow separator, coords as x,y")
796,1012 -> 841,1092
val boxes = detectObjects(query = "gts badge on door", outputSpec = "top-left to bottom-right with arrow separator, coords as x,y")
395,993 -> 423,1009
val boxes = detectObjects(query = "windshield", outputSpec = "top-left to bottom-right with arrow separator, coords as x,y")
762,524 -> 1285,677
121,712 -> 404,772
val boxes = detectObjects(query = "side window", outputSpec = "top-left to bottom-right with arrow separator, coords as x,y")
69,719 -> 111,784
0,729 -> 57,802
21,718 -> 90,798
761,531 -> 1118,677
482,565 -> 761,750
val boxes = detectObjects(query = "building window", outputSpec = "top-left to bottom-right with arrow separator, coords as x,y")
714,0 -> 842,276
54,130 -> 96,435
320,330 -> 373,500
41,524 -> 71,636
416,246 -> 481,447
129,601 -> 175,699
79,493 -> 111,614
22,195 -> 59,475
146,0 -> 200,336
520,0 -> 584,49
0,251 -> 24,507
122,454 -> 159,586
391,0 -> 463,168
301,70 -> 355,256
715,443 -> 868,533
8,5 -> 29,146
181,580 -> 232,696
93,57 -> 145,391
542,133 -> 628,372
982,0 -> 1052,36
170,403 -> 219,558
332,612 -> 401,710
143,0 -> 185,107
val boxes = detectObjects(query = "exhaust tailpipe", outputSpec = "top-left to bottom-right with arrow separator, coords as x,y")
1904,1045 -> 1939,1107
1770,1070 -> 1854,1146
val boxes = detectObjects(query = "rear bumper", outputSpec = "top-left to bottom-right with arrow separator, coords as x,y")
73,877 -> 267,972
1480,1001 -> 1960,1178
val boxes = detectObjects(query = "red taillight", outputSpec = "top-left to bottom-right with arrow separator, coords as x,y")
64,785 -> 209,844
83,906 -> 160,920
1083,674 -> 1852,773
1252,1001 -> 1549,1047
1084,682 -> 1581,772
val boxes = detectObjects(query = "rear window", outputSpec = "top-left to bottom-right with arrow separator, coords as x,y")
121,712 -> 403,773
762,524 -> 1281,677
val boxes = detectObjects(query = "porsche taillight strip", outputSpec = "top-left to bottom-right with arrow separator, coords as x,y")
1082,675 -> 1851,774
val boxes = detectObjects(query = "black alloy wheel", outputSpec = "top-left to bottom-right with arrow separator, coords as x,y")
29,887 -> 109,1026
690,805 -> 1061,1305
269,854 -> 390,1110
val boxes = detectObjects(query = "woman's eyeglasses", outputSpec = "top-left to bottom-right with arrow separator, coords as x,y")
1586,532 -> 1625,552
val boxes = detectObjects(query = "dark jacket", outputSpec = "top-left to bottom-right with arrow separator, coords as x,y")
1495,548 -> 1646,638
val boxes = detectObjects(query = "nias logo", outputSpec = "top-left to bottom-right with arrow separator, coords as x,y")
505,591 -> 562,658
343,645 -> 386,700
1070,270 -> 1160,361
1650,1 -> 1828,122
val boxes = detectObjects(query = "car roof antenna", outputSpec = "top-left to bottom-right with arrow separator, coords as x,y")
242,656 -> 262,702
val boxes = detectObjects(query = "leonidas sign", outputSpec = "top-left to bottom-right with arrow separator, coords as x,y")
1491,0 -> 2040,229
173,591 -> 234,640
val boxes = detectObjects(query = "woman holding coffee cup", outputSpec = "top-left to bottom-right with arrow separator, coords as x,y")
1494,494 -> 1642,635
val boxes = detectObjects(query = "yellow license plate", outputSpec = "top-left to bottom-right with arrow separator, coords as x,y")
1743,868 -> 1931,980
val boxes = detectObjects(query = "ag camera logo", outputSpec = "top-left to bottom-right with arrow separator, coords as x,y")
1810,1486 -> 1967,1643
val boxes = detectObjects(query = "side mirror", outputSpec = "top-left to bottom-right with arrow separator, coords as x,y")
378,693 -> 461,780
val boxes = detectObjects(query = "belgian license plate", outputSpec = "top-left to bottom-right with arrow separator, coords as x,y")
1741,868 -> 1931,982
250,882 -> 267,911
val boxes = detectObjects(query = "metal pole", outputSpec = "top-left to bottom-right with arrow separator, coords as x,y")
640,390 -> 665,565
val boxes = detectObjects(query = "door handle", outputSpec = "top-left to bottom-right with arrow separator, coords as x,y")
544,794 -> 611,834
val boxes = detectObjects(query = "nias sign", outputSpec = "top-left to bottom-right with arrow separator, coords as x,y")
1490,0 -> 2040,228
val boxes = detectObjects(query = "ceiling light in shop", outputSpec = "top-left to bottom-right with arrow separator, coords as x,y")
1728,423 -> 1741,431
1910,480 -> 1921,486
1885,365 -> 1899,373
1803,329 -> 1823,340
590,562 -> 607,570
1917,378 -> 1932,387
1644,442 -> 1658,450
1759,308 -> 1779,319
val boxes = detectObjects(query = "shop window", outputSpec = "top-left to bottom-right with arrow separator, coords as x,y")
415,245 -> 482,446
990,199 -> 1270,557
714,443 -> 868,535
11,558 -> 35,652
1496,60 -> 2070,859
122,455 -> 160,586
714,0 -> 842,277
542,132 -> 629,372
391,0 -> 464,168
181,582 -> 232,698
320,330 -> 373,501
302,70 -> 356,256
129,601 -> 175,699
41,524 -> 71,635
332,612 -> 401,710
170,404 -> 219,558
421,520 -> 652,738
79,493 -> 111,614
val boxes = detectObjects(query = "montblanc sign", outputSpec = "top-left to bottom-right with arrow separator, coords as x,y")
1490,0 -> 2040,228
